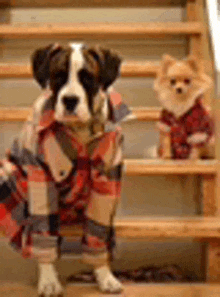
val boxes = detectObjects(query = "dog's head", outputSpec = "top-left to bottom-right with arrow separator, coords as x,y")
154,54 -> 213,117
31,43 -> 122,123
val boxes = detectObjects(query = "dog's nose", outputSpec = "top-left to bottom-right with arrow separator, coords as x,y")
176,88 -> 182,94
63,95 -> 79,112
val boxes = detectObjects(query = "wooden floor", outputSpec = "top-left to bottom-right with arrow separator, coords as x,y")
1,283 -> 220,297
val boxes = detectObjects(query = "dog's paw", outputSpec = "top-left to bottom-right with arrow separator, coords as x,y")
94,265 -> 124,294
38,263 -> 63,297
38,282 -> 63,297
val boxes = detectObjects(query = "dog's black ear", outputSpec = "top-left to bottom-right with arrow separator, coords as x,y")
31,43 -> 62,89
87,47 -> 122,90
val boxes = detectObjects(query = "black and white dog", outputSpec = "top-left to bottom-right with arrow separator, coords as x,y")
30,43 -> 125,296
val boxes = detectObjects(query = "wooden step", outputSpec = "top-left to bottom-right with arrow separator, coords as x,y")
54,284 -> 220,297
0,22 -> 203,39
60,216 -> 220,239
1,0 -> 185,8
50,284 -> 220,297
0,283 -> 220,297
0,61 -> 160,78
1,216 -> 220,239
125,159 -> 218,175
0,107 -> 161,122
0,106 -> 211,123
0,107 -> 31,122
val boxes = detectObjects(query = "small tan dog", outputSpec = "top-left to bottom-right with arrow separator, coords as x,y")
153,54 -> 214,160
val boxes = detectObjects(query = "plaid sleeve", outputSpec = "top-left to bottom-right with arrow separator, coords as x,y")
186,102 -> 214,147
27,160 -> 59,263
157,109 -> 172,133
19,120 -> 60,263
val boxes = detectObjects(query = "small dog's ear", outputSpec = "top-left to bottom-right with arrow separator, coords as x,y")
186,55 -> 202,73
160,54 -> 176,76
31,43 -> 62,88
87,46 -> 122,90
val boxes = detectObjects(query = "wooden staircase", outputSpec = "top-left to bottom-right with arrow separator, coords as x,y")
0,0 -> 220,295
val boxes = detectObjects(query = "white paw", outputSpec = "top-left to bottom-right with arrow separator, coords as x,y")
94,266 -> 123,294
38,263 -> 63,297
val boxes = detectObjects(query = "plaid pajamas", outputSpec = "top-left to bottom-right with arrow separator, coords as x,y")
0,89 -> 130,266
157,97 -> 214,159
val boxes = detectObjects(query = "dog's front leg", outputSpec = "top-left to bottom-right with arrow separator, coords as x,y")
189,146 -> 200,160
82,219 -> 123,294
38,261 -> 63,297
26,157 -> 63,296
83,131 -> 124,293
160,131 -> 172,159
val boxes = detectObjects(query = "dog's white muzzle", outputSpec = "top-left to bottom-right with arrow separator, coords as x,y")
55,43 -> 91,123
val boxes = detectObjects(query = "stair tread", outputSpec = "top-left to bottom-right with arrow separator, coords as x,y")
60,216 -> 220,239
0,60 -> 160,78
125,159 -> 218,175
2,216 -> 220,239
0,283 -> 219,297
0,22 -> 203,39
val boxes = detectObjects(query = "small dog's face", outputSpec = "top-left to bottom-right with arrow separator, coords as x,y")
154,54 -> 213,107
31,43 -> 122,123
166,62 -> 195,96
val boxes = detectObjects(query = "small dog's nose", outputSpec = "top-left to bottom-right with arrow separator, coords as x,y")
176,88 -> 183,94
63,95 -> 79,112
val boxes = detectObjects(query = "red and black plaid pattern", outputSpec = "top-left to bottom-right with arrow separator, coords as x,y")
0,89 -> 127,265
158,98 -> 214,159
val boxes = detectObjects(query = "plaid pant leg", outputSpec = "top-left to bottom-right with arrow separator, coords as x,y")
27,165 -> 60,263
82,176 -> 121,267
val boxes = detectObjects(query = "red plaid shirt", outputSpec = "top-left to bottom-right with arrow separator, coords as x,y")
0,89 -> 130,264
158,97 -> 214,159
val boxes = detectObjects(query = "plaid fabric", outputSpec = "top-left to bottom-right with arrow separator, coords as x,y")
0,89 -> 129,265
157,97 -> 214,159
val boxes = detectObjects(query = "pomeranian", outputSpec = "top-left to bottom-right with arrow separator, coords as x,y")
151,54 -> 214,160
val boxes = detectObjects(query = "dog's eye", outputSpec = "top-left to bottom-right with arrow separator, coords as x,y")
53,70 -> 67,79
184,79 -> 191,85
78,69 -> 96,89
170,79 -> 176,86
51,70 -> 68,92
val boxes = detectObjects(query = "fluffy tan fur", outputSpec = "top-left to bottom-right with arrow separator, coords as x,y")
154,54 -> 214,159
154,54 -> 213,119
